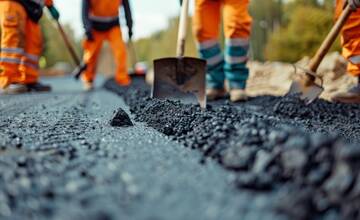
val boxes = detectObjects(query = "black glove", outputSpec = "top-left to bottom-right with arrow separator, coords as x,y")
85,30 -> 94,41
348,0 -> 360,11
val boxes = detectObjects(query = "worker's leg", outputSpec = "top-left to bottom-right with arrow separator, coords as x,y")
223,0 -> 252,90
0,1 -> 26,89
340,24 -> 360,77
107,26 -> 131,86
332,2 -> 360,102
19,18 -> 41,85
333,0 -> 360,77
82,31 -> 104,83
193,0 -> 224,90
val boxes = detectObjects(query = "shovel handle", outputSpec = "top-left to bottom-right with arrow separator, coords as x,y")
56,21 -> 81,66
176,0 -> 189,57
308,4 -> 352,73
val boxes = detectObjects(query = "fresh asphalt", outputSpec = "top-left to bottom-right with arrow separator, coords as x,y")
0,76 -> 285,220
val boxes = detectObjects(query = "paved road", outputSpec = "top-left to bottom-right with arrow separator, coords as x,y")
0,77 -> 285,220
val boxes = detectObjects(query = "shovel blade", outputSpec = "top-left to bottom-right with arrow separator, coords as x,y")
152,57 -> 206,108
287,80 -> 324,105
301,84 -> 324,105
73,63 -> 88,80
287,80 -> 303,95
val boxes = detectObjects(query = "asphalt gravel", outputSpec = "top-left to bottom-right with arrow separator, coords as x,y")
0,77 -> 286,220
105,76 -> 360,220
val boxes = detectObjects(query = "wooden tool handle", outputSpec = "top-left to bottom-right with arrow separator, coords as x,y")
176,0 -> 189,57
309,4 -> 352,72
56,21 -> 81,66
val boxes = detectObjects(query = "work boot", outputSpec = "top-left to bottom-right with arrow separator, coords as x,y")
331,83 -> 360,103
0,84 -> 29,95
230,89 -> 248,102
206,88 -> 226,101
27,82 -> 52,92
83,81 -> 94,91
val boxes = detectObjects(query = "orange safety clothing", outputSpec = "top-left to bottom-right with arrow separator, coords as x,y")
0,1 -> 28,88
82,27 -> 130,85
45,0 -> 53,7
0,0 -> 51,89
82,0 -> 130,86
335,0 -> 360,76
193,0 -> 252,42
89,0 -> 121,18
20,18 -> 42,84
193,0 -> 252,90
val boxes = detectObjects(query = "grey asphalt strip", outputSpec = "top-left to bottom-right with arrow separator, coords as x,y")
0,78 -> 284,220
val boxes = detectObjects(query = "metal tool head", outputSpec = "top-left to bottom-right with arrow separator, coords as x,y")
152,57 -> 207,109
287,65 -> 324,105
73,63 -> 88,80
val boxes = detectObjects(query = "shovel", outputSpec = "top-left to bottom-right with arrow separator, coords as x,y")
287,3 -> 352,104
152,0 -> 207,109
54,20 -> 87,79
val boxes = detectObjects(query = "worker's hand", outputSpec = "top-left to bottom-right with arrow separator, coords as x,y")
348,0 -> 360,10
128,28 -> 133,40
48,6 -> 60,21
85,30 -> 94,41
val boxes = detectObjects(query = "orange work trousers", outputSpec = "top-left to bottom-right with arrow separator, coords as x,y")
335,0 -> 360,76
82,26 -> 130,86
0,1 -> 41,89
193,0 -> 252,89
193,0 -> 252,42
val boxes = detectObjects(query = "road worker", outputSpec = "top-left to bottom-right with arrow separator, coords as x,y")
81,0 -> 133,90
0,0 -> 59,94
193,0 -> 252,102
332,0 -> 360,103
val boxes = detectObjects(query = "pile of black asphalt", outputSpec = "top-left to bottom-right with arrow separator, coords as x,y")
105,77 -> 360,220
0,77 -> 286,220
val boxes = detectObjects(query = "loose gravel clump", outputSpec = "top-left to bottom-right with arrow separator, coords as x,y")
110,108 -> 133,127
105,78 -> 360,220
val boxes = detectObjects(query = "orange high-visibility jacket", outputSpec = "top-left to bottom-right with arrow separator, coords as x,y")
335,0 -> 360,76
82,0 -> 133,32
0,0 -> 52,88
0,0 -> 54,22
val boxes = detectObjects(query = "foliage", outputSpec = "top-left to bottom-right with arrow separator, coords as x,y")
265,5 -> 341,62
40,14 -> 81,68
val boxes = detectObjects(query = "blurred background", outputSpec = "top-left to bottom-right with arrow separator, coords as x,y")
40,0 -> 339,76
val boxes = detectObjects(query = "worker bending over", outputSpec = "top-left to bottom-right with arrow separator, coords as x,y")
332,0 -> 360,103
81,0 -> 133,90
193,0 -> 252,102
0,0 -> 60,94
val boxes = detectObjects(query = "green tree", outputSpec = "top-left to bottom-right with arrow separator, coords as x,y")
265,4 -> 340,62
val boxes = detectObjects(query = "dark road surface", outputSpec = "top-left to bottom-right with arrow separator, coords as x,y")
105,76 -> 360,220
0,77 -> 285,220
